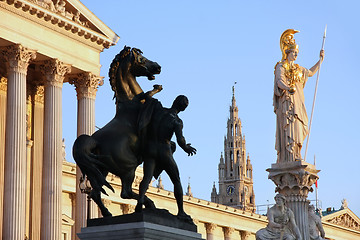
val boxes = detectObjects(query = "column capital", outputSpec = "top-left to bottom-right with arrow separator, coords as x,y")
205,222 -> 217,234
223,226 -> 234,237
240,230 -> 251,240
1,44 -> 36,74
34,85 -> 45,104
0,77 -> 7,92
40,59 -> 71,88
267,161 -> 319,198
69,72 -> 103,99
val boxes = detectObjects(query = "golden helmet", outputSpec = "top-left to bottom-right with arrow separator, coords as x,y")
280,29 -> 299,61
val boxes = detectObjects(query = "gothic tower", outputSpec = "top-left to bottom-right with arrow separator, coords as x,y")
211,86 -> 255,211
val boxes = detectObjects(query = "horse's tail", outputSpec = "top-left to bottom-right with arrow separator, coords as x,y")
73,134 -> 114,195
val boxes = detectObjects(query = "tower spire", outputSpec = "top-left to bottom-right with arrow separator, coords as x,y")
211,85 -> 255,211
232,82 -> 237,108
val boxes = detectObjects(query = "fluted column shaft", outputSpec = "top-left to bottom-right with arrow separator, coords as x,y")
29,85 -> 44,240
0,77 -> 7,240
286,196 -> 310,240
1,44 -> 36,240
70,72 -> 102,238
41,59 -> 71,240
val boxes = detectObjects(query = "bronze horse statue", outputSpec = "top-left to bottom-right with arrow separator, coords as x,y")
73,46 -> 162,217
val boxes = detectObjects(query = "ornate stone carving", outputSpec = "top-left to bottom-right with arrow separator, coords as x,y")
0,0 -> 113,48
205,223 -> 217,234
101,199 -> 111,208
34,85 -> 45,104
27,0 -> 90,27
267,161 -> 319,197
1,44 -> 36,74
223,226 -> 234,237
327,213 -> 360,231
69,72 -> 103,99
26,94 -> 32,140
240,230 -> 251,240
0,77 -> 7,92
40,59 -> 71,87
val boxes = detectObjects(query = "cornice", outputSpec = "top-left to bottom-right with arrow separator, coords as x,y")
0,0 -> 115,49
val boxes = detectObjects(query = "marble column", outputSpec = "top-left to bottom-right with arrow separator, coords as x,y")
223,226 -> 234,240
40,59 -> 71,240
0,76 -> 7,240
205,223 -> 217,240
267,161 -> 319,240
25,92 -> 33,239
70,72 -> 102,237
29,85 -> 44,240
1,44 -> 36,240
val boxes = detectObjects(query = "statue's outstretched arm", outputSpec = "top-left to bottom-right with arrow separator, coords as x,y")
309,50 -> 325,77
145,84 -> 163,98
174,120 -> 196,156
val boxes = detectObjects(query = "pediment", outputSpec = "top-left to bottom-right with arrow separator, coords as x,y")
322,208 -> 360,231
1,0 -> 119,48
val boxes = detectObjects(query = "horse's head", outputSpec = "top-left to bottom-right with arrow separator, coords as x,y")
109,46 -> 161,103
120,46 -> 161,80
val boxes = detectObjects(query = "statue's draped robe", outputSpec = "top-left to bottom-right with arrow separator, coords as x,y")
273,62 -> 309,162
256,207 -> 296,240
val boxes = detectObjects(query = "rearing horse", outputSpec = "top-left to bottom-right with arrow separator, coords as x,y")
73,46 -> 161,217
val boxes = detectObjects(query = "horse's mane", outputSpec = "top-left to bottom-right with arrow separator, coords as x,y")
108,46 -> 144,103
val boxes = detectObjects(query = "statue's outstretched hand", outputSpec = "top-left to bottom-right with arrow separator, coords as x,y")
185,143 -> 197,156
153,84 -> 163,92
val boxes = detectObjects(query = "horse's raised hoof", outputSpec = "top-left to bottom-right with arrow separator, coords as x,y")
177,212 -> 193,224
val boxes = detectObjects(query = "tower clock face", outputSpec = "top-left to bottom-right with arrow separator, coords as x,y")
226,185 -> 235,196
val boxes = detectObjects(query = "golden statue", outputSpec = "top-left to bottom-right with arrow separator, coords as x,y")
274,29 -> 324,163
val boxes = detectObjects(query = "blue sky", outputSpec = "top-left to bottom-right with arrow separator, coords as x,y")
62,1 -> 360,216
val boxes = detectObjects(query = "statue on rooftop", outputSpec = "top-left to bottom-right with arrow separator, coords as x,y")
274,29 -> 324,163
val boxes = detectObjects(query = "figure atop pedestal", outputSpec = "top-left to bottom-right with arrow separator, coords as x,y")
274,29 -> 324,163
256,194 -> 301,240
265,29 -> 326,240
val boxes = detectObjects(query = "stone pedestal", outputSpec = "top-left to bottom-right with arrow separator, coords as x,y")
77,209 -> 204,240
267,161 -> 319,240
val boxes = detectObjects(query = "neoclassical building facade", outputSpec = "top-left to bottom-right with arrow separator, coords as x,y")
0,0 -> 118,239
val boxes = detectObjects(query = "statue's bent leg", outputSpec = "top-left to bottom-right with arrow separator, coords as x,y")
165,157 -> 191,222
135,157 -> 156,212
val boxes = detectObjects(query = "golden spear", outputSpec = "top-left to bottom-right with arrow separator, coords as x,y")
304,25 -> 327,162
